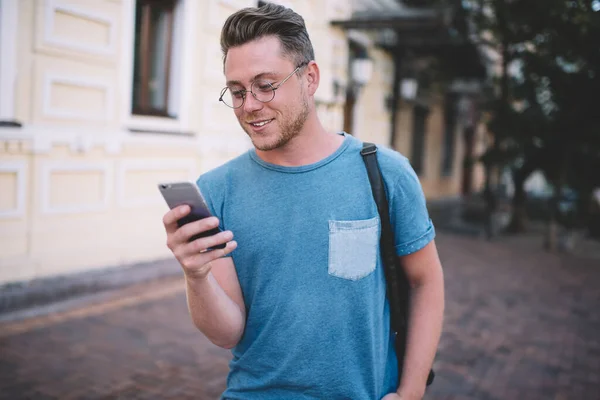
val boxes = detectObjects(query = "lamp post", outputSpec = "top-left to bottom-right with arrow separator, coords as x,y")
343,54 -> 373,136
350,57 -> 374,94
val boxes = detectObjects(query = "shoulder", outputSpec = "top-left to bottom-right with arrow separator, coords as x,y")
373,144 -> 419,186
197,150 -> 252,187
361,143 -> 425,207
352,137 -> 421,196
196,150 -> 254,204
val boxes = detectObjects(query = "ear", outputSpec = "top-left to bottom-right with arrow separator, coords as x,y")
305,61 -> 320,96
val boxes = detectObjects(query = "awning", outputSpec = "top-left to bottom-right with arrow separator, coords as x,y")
330,1 -> 487,79
331,0 -> 452,31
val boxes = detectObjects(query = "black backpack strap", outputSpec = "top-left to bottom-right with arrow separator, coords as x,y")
360,142 -> 435,386
361,143 -> 407,332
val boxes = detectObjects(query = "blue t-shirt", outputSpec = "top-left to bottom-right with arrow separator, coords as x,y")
197,133 -> 435,400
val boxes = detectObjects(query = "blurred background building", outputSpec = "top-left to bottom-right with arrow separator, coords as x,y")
0,0 -> 491,285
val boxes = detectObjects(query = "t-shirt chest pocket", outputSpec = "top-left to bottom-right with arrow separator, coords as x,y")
328,216 -> 380,281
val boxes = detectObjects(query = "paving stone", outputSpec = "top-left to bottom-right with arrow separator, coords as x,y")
0,233 -> 598,399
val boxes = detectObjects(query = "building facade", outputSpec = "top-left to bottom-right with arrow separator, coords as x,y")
0,0 -> 485,284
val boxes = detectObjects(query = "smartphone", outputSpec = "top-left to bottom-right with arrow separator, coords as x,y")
157,181 -> 226,250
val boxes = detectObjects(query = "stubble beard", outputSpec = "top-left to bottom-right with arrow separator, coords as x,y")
244,95 -> 310,152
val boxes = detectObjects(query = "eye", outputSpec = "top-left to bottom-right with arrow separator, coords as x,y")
255,81 -> 274,92
230,89 -> 246,99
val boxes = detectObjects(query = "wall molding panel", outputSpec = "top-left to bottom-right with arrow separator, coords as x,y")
0,161 -> 28,219
40,161 -> 113,214
116,159 -> 197,208
42,73 -> 114,121
43,0 -> 117,56
0,127 -> 202,156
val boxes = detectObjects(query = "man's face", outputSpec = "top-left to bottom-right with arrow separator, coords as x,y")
223,36 -> 310,151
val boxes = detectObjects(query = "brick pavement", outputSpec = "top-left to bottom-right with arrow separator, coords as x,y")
0,233 -> 599,400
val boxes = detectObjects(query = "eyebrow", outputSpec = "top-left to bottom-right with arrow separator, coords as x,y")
226,71 -> 279,86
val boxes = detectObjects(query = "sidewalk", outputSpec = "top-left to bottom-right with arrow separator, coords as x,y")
0,232 -> 598,399
0,258 -> 182,323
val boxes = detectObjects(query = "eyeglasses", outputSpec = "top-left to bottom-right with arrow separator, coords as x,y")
218,62 -> 308,109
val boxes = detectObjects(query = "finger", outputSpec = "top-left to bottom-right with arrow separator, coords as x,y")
180,241 -> 238,279
195,240 -> 238,264
175,216 -> 220,243
163,205 -> 190,233
185,230 -> 234,255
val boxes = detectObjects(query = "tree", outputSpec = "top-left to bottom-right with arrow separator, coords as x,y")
509,0 -> 600,247
401,0 -> 600,245
460,0 -> 600,245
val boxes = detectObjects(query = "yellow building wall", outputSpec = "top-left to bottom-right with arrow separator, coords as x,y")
0,0 -> 350,285
353,49 -> 394,146
1,0 -> 483,284
391,96 -> 483,200
0,141 -> 31,283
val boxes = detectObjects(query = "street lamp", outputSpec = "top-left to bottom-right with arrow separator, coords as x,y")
350,57 -> 374,87
400,78 -> 418,101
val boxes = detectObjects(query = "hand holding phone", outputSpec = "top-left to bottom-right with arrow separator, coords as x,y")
158,181 -> 227,250
159,181 -> 237,281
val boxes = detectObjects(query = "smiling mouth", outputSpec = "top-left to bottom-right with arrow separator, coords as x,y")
249,119 -> 274,128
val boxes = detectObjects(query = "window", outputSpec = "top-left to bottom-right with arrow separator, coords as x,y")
132,0 -> 177,118
411,105 -> 428,176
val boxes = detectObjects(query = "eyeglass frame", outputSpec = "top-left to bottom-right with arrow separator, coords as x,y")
218,61 -> 309,109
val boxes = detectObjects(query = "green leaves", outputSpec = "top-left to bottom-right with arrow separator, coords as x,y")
464,0 -> 600,193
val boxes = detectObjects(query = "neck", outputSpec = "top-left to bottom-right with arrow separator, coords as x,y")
255,115 -> 344,167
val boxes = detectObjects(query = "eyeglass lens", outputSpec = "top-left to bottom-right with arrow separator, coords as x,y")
222,80 -> 275,108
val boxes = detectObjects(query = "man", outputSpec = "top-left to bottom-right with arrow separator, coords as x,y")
162,3 -> 444,399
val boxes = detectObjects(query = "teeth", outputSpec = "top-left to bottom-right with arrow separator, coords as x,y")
252,119 -> 271,127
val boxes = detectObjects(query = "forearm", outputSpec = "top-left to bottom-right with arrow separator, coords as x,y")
397,273 -> 445,398
185,273 -> 245,349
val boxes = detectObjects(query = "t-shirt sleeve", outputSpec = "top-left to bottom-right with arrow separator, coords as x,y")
196,174 -> 225,231
388,156 -> 436,256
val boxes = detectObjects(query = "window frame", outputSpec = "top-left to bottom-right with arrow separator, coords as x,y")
121,0 -> 195,134
131,0 -> 177,118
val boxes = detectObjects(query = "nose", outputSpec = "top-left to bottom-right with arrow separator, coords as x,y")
242,91 -> 263,114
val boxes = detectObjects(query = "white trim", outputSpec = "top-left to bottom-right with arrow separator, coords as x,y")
177,0 -> 197,130
218,0 -> 256,9
168,0 -> 184,119
116,159 -> 197,208
0,161 -> 27,218
0,0 -> 18,120
43,0 -> 117,56
0,125 -> 203,155
125,115 -> 182,133
119,0 -> 136,125
0,125 -> 247,165
0,127 -> 29,140
40,161 -> 113,214
120,132 -> 199,149
42,73 -> 114,121
120,0 -> 195,133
